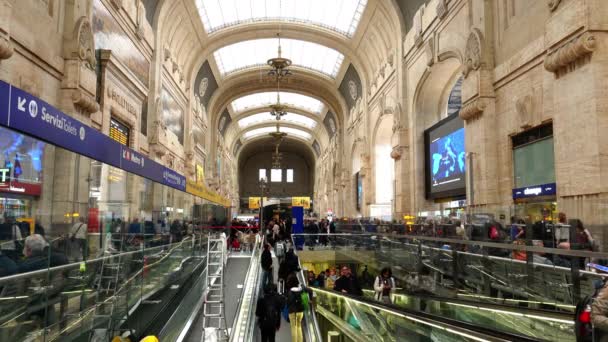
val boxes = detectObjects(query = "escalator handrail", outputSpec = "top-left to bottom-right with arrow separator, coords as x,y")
230,236 -> 263,341
358,289 -> 575,323
0,235 -> 199,285
290,237 -> 324,342
308,286 -> 544,342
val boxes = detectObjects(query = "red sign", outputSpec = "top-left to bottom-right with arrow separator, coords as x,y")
88,208 -> 100,233
0,180 -> 42,196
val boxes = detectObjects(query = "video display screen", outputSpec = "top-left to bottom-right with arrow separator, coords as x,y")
424,114 -> 466,199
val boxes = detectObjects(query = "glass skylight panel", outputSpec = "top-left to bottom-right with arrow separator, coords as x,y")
243,126 -> 312,140
231,92 -> 323,114
238,113 -> 317,129
214,38 -> 344,77
196,0 -> 368,37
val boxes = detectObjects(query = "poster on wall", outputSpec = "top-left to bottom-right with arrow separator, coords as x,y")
424,113 -> 466,199
161,87 -> 184,145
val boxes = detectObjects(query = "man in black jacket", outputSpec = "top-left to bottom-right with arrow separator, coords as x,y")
256,284 -> 285,342
261,243 -> 273,287
334,266 -> 363,296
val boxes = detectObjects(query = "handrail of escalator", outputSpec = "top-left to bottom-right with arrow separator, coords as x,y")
230,234 -> 263,342
309,286 -> 542,342
290,237 -> 323,342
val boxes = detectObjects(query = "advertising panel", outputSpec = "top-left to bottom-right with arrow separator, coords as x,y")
424,114 -> 466,199
249,197 -> 261,210
291,197 -> 310,209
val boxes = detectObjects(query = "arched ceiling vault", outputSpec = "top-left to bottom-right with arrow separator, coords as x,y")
237,136 -> 317,170
208,71 -> 347,152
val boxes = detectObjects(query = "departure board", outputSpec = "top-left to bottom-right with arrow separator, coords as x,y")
110,118 -> 130,146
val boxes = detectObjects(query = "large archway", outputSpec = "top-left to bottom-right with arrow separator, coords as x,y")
411,57 -> 463,212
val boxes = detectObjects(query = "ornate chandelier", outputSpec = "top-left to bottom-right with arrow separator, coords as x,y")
267,32 -> 293,169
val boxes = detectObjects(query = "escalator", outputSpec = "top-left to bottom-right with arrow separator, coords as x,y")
293,233 -> 576,341
310,286 -> 544,342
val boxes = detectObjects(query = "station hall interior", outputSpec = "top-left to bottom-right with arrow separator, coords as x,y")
1,0 -> 608,341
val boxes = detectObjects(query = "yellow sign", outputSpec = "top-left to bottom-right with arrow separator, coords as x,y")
186,180 -> 231,207
292,197 -> 311,209
249,197 -> 261,209
196,164 -> 205,185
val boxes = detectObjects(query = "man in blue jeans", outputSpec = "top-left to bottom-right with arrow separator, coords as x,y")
261,243 -> 273,287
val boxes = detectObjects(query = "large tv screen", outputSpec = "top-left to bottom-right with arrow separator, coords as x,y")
424,114 -> 466,199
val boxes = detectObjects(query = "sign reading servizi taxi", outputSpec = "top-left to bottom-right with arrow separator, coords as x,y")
0,80 -> 188,193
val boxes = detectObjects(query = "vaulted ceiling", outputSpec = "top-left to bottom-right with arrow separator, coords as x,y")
153,0 -> 406,167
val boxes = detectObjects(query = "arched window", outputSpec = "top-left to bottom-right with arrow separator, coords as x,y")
446,76 -> 463,117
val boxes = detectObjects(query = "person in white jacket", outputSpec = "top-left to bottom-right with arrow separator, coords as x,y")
374,267 -> 396,304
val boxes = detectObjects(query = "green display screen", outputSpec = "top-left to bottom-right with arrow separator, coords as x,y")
513,137 -> 555,188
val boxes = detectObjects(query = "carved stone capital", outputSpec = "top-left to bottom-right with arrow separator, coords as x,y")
515,95 -> 533,129
436,0 -> 448,19
390,146 -> 405,160
0,0 -> 13,61
462,28 -> 484,78
72,89 -> 100,114
0,35 -> 12,60
544,32 -> 596,74
459,98 -> 489,121
548,0 -> 561,12
150,143 -> 167,159
65,17 -> 96,70
110,0 -> 123,10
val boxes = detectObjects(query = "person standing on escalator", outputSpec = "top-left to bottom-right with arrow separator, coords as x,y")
256,284 -> 285,342
261,243 -> 273,287
286,273 -> 311,342
374,267 -> 396,304
334,266 -> 363,296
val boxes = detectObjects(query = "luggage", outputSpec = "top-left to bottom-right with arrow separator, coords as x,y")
276,242 -> 285,258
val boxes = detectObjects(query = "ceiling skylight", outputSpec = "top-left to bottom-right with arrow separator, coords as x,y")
243,126 -> 312,140
231,92 -> 324,114
214,38 -> 344,78
195,0 -> 368,37
238,112 -> 317,129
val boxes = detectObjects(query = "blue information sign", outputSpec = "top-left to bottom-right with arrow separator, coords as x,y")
512,183 -> 556,199
0,80 -> 186,191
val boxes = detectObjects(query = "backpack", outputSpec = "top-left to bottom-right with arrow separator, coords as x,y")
489,225 -> 499,240
575,295 -> 594,342
301,291 -> 310,312
289,290 -> 304,312
276,242 -> 285,258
